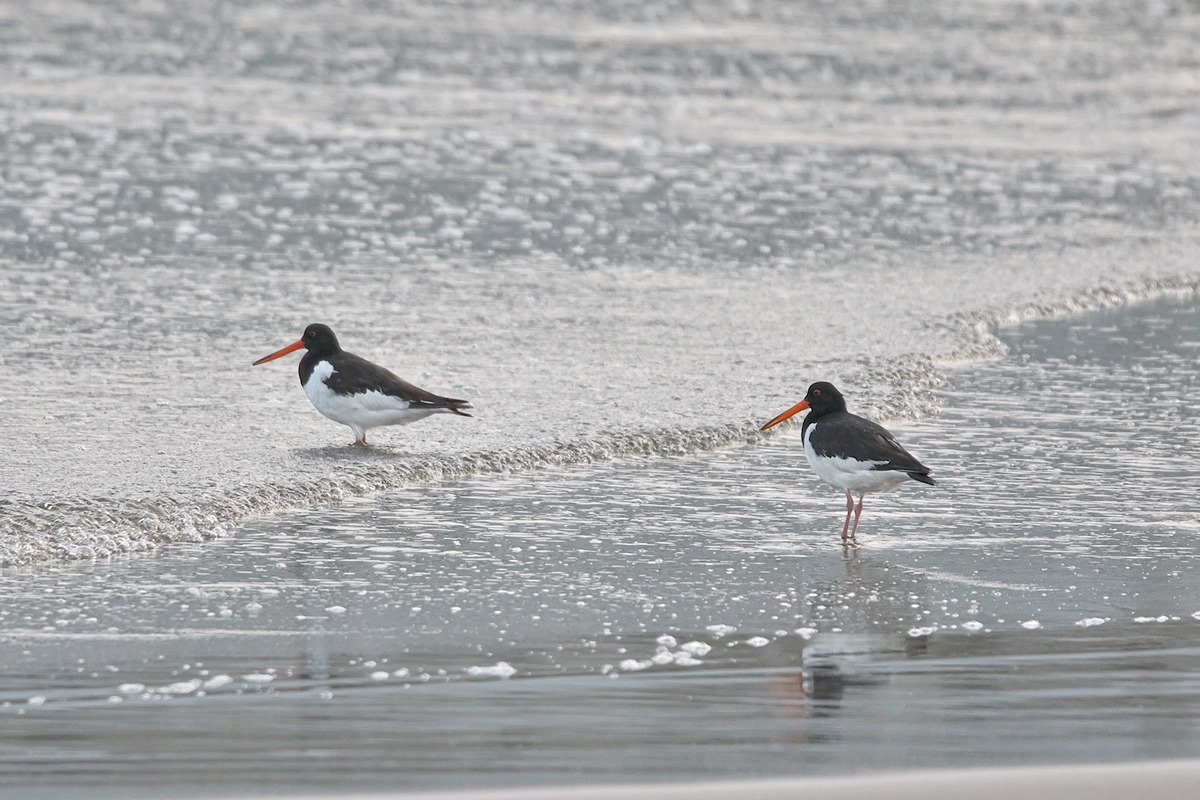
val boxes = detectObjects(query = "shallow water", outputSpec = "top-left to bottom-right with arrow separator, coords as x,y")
2,0 -> 1200,564
1,295 -> 1198,798
2,1 -> 1200,795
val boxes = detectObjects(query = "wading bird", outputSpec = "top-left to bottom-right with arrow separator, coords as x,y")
253,323 -> 471,445
761,381 -> 933,540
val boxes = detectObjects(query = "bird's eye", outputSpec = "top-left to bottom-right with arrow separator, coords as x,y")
812,389 -> 822,396
305,331 -> 314,338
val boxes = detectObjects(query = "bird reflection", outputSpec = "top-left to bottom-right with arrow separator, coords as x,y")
770,663 -> 847,713
764,548 -> 930,737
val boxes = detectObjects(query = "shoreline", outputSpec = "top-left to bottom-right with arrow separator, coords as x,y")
4,267 -> 1199,568
196,759 -> 1200,800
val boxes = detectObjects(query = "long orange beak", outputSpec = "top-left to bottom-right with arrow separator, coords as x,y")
252,339 -> 305,366
760,399 -> 809,431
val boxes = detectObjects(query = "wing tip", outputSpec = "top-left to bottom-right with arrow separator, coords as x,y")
909,471 -> 935,486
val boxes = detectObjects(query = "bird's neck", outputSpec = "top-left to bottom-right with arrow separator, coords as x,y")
298,350 -> 334,386
802,405 -> 843,437
801,413 -> 818,442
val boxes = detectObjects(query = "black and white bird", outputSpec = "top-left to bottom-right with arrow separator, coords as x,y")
760,381 -> 933,540
253,323 -> 471,445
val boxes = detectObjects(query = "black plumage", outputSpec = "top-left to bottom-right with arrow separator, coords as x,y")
296,324 -> 470,415
761,381 -> 934,540
253,322 -> 471,445
800,383 -> 932,485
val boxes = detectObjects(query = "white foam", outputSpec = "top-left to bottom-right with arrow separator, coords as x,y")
650,649 -> 675,665
466,662 -> 517,679
159,679 -> 202,695
241,673 -> 275,684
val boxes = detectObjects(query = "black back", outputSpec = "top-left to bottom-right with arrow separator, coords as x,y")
297,323 -> 471,415
801,382 -> 933,484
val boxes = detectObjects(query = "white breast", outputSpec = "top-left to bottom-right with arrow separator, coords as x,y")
803,422 -> 910,495
302,361 -> 435,431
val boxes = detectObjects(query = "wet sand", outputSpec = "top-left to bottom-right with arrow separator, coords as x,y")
217,760 -> 1200,800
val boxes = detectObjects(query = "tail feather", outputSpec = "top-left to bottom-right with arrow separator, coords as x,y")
445,398 -> 472,417
414,396 -> 472,417
908,471 -> 935,486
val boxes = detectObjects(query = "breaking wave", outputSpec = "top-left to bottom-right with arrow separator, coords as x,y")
1,422 -> 761,566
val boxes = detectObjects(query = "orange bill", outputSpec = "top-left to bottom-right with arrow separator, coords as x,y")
760,399 -> 810,431
252,339 -> 305,366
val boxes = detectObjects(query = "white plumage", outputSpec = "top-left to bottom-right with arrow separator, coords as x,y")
803,422 -> 911,495
303,361 -> 442,443
254,323 -> 471,446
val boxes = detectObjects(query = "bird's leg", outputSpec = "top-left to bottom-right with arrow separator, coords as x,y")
850,494 -> 865,538
841,491 -> 854,540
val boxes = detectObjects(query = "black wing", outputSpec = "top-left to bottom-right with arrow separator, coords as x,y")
326,352 -> 472,415
808,412 -> 933,483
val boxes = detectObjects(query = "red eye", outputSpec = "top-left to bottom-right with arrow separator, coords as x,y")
813,389 -> 821,396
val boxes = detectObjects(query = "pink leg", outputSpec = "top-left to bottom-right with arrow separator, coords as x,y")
850,494 -> 865,538
841,491 -> 854,540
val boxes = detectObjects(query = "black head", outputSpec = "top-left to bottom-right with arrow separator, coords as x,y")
252,322 -> 342,366
760,380 -> 848,431
803,381 -> 848,417
299,323 -> 341,357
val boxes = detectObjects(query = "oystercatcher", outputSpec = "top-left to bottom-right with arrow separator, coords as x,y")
253,323 -> 471,445
760,381 -> 933,540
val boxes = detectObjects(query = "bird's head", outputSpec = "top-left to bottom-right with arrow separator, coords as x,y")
252,323 -> 341,365
760,381 -> 848,431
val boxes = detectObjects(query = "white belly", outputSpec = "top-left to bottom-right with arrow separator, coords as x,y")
803,423 -> 910,495
303,362 -> 435,431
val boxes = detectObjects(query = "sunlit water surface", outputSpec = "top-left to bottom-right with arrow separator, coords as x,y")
3,0 -> 1200,795
3,0 -> 1200,565
1,296 -> 1198,798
